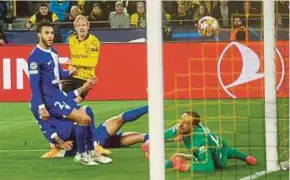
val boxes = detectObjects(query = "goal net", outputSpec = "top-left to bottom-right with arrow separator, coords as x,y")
163,41 -> 289,179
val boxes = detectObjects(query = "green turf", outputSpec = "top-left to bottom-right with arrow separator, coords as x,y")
0,100 -> 288,180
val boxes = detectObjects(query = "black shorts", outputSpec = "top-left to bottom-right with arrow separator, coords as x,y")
62,77 -> 88,99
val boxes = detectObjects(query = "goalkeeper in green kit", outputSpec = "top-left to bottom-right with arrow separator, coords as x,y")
141,111 -> 257,172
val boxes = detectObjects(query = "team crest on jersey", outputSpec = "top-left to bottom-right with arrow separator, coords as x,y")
30,62 -> 38,70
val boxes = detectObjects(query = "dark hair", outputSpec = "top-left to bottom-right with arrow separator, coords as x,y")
184,111 -> 201,126
40,3 -> 48,8
36,21 -> 54,33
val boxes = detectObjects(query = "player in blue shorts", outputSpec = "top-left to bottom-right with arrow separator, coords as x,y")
28,21 -> 111,165
93,105 -> 149,155
42,105 -> 149,157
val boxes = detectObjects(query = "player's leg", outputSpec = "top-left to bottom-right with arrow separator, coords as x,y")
93,124 -> 113,156
95,105 -> 148,153
102,132 -> 148,149
120,132 -> 149,147
49,98 -> 92,126
82,106 -> 112,164
73,124 -> 98,166
227,147 -> 257,165
66,108 -> 91,126
83,106 -> 112,163
104,105 -> 148,136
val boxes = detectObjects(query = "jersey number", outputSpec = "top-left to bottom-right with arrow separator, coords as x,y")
54,101 -> 65,110
54,101 -> 71,110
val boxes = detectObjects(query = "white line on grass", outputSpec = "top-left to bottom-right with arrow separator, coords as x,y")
239,170 -> 276,180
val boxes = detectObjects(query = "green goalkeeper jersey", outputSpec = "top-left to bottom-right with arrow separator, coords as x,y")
164,123 -> 228,172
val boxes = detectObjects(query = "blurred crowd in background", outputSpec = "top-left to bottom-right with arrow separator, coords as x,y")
0,0 -> 289,44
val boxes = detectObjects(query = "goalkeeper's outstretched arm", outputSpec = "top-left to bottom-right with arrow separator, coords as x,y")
169,149 -> 215,172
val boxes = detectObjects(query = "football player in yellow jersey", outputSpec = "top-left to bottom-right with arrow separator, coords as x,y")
62,15 -> 112,155
62,15 -> 100,102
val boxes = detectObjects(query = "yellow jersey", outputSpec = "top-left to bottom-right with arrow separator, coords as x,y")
130,13 -> 146,28
68,34 -> 100,81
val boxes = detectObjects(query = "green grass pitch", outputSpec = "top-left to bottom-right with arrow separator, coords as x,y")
0,100 -> 288,180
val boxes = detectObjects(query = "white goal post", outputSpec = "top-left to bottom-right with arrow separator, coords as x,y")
146,1 -> 165,180
264,0 -> 290,172
264,0 -> 279,172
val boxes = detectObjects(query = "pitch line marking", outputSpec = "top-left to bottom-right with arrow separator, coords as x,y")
239,170 -> 277,180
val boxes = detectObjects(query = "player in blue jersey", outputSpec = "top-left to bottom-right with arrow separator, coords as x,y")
41,105 -> 149,158
28,21 -> 111,165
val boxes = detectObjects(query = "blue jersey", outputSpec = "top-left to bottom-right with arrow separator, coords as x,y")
28,45 -> 81,143
28,45 -> 77,114
34,114 -> 75,143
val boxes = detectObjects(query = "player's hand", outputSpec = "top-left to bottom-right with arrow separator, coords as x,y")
174,135 -> 183,141
61,141 -> 74,151
69,67 -> 77,76
39,108 -> 50,120
83,77 -> 98,91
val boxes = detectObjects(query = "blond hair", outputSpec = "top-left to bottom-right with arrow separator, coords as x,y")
74,15 -> 90,27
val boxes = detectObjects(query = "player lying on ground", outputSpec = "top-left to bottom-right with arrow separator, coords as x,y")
28,21 -> 110,166
42,105 -> 149,158
142,111 -> 257,172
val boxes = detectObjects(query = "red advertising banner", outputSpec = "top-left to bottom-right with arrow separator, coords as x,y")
0,41 -> 288,102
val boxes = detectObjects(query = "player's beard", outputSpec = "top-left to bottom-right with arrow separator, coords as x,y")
40,36 -> 53,48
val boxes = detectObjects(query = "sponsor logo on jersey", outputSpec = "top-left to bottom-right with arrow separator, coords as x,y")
72,54 -> 89,59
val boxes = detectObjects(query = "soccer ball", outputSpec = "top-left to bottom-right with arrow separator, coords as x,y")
197,16 -> 220,38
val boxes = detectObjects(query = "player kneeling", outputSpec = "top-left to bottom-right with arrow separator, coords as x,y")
39,108 -> 112,166
142,111 -> 257,172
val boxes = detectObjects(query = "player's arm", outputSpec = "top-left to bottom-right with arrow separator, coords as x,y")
57,60 -> 77,79
38,120 -> 73,150
38,120 -> 58,143
164,124 -> 179,141
141,124 -> 179,154
58,65 -> 70,79
66,78 -> 97,99
28,58 -> 50,118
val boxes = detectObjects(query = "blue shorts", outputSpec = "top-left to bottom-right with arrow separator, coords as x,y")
46,98 -> 80,118
33,114 -> 75,143
94,124 -> 123,148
